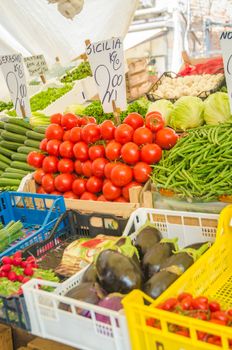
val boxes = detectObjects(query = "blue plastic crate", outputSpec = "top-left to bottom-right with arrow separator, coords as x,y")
0,191 -> 66,258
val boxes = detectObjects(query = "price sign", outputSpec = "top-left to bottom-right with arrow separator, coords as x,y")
24,54 -> 48,76
86,37 -> 127,113
0,54 -> 31,117
220,31 -> 232,112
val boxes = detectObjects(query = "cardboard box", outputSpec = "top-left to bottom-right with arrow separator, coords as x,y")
0,324 -> 13,350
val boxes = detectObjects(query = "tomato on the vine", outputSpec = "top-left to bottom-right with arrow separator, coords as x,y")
155,128 -> 178,150
105,141 -> 121,161
122,181 -> 141,201
82,160 -> 93,177
27,152 -> 45,168
103,181 -> 121,200
54,174 -> 73,192
73,142 -> 89,161
70,127 -> 82,143
42,156 -> 58,173
80,192 -> 97,201
133,127 -> 153,145
121,142 -> 140,165
58,159 -> 74,173
81,124 -> 101,143
100,120 -> 115,140
145,112 -> 164,132
124,113 -> 144,130
92,158 -> 108,178
59,141 -> 74,158
86,176 -> 103,193
110,164 -> 133,187
42,174 -> 55,193
33,168 -> 45,185
88,145 -> 105,160
114,124 -> 134,144
61,113 -> 79,130
72,178 -> 87,196
133,162 -> 151,183
140,144 -> 162,164
46,139 -> 61,157
40,138 -> 48,151
45,124 -> 64,140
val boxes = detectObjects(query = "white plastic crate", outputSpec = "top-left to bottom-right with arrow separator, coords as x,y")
22,208 -> 219,350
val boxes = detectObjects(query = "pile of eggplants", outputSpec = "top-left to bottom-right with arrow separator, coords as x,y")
60,222 -> 211,320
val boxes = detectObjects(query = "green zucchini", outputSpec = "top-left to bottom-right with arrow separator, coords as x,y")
26,130 -> 44,141
0,141 -> 22,151
10,161 -> 34,171
5,167 -> 28,175
11,153 -> 27,162
0,146 -> 15,158
0,170 -> 3,176
0,154 -> 11,165
1,173 -> 25,180
0,161 -> 9,171
24,139 -> 40,148
0,121 -> 4,129
8,118 -> 32,130
18,146 -> 39,154
34,126 -> 47,133
1,131 -> 27,143
0,130 -> 4,136
4,123 -> 28,135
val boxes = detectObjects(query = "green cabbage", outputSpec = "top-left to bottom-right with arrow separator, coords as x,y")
204,92 -> 232,125
147,99 -> 173,125
169,96 -> 204,131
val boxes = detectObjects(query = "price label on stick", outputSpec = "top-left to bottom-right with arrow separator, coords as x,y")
24,54 -> 48,77
220,31 -> 232,112
0,54 -> 31,118
86,37 -> 127,113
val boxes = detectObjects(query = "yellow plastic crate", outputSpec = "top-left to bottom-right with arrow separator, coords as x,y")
123,205 -> 232,350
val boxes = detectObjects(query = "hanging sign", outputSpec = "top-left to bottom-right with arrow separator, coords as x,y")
24,54 -> 48,76
220,31 -> 232,112
0,54 -> 31,118
86,37 -> 127,113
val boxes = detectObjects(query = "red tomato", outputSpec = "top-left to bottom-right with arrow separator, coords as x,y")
61,113 -> 79,130
114,196 -> 127,202
121,142 -> 140,165
72,178 -> 87,196
110,164 -> 133,187
54,174 -> 73,192
122,181 -> 141,201
42,156 -> 58,173
133,162 -> 151,183
103,181 -> 121,201
100,120 -> 116,140
88,117 -> 97,124
141,144 -> 162,164
27,152 -> 45,168
92,158 -> 108,178
155,128 -> 178,150
63,130 -> 71,141
177,293 -> 192,302
63,191 -> 78,199
86,176 -> 103,193
70,127 -> 82,143
51,113 -> 62,125
103,178 -> 110,186
46,139 -> 61,157
88,145 -> 105,160
79,117 -> 88,126
58,159 -> 74,173
114,124 -> 134,144
40,138 -> 48,151
105,141 -> 121,161
45,124 -> 64,140
133,127 -> 153,145
82,160 -> 92,177
81,124 -> 101,144
51,191 -> 62,195
209,301 -> 221,312
145,112 -> 164,132
211,311 -> 228,323
42,174 -> 55,193
80,192 -> 97,200
37,186 -> 47,194
33,168 -> 45,185
180,296 -> 193,310
124,113 -> 144,130
104,162 -> 119,179
73,142 -> 89,161
162,298 -> 178,311
74,160 -> 83,175
97,195 -> 108,202
59,141 -> 74,158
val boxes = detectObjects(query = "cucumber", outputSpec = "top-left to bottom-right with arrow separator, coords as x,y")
34,126 -> 47,133
11,153 -> 27,162
24,139 -> 40,148
5,167 -> 28,175
0,161 -> 8,171
26,130 -> 44,141
18,146 -> 39,154
0,178 -> 21,186
8,118 -> 32,130
4,123 -> 28,135
0,130 -> 4,136
0,121 -> 4,129
0,141 -> 22,151
10,161 -> 34,171
0,154 -> 11,165
1,131 -> 27,143
0,170 -> 3,176
0,146 -> 14,158
1,172 -> 25,180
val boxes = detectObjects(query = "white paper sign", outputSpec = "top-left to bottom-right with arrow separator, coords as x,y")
220,31 -> 232,112
0,54 -> 31,117
86,37 -> 127,113
24,54 -> 48,76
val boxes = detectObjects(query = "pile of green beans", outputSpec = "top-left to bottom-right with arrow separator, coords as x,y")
152,123 -> 232,201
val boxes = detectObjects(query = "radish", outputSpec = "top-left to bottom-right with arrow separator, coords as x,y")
1,257 -> 12,265
1,264 -> 11,272
24,267 -> 34,276
8,271 -> 17,282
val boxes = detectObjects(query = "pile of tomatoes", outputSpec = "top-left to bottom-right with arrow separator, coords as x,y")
27,111 -> 178,202
147,293 -> 232,347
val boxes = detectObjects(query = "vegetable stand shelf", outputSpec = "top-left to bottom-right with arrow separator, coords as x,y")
22,208 -> 219,350
123,205 -> 232,350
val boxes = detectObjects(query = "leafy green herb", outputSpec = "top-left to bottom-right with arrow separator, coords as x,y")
61,62 -> 92,83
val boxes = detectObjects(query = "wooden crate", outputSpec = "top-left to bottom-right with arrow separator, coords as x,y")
0,324 -> 13,350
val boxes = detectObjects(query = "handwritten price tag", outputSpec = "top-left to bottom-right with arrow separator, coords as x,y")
0,54 -> 31,117
220,31 -> 232,112
86,38 -> 127,113
24,54 -> 48,77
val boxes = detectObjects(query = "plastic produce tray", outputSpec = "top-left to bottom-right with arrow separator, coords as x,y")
123,205 -> 232,350
146,71 -> 225,102
22,208 -> 219,350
